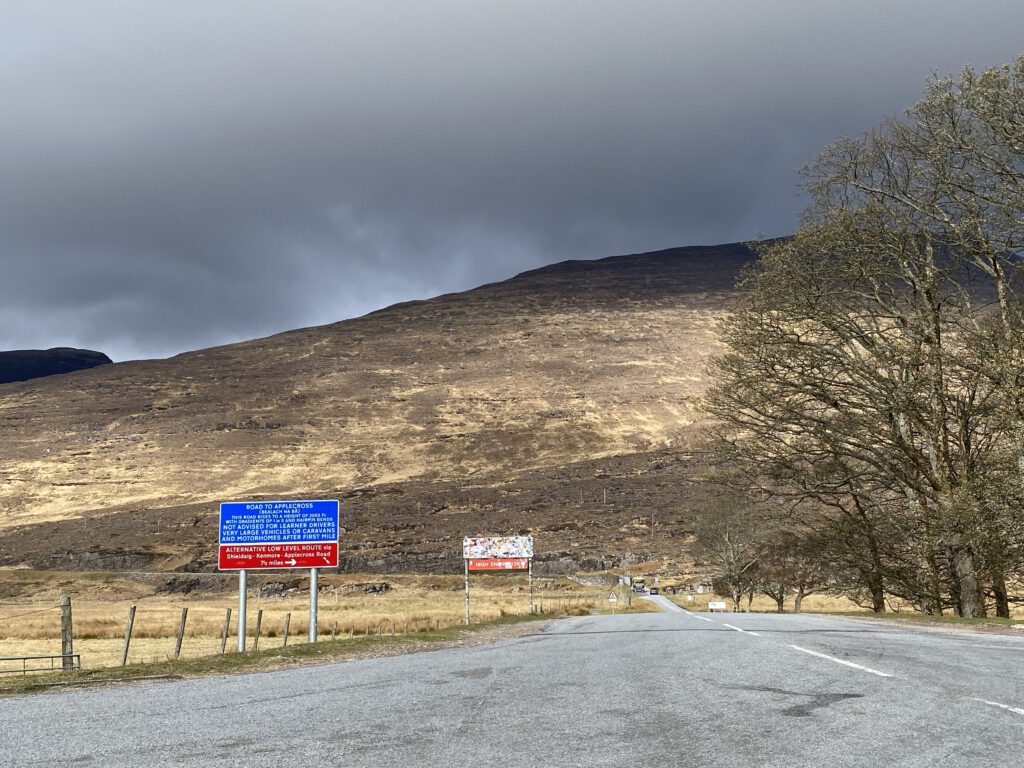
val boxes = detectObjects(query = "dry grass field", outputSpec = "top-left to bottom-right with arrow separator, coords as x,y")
669,592 -> 866,614
6,568 -> 1020,677
0,570 -> 634,671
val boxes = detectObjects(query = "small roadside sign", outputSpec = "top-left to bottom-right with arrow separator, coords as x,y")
608,591 -> 618,603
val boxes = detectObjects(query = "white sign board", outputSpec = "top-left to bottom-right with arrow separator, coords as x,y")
608,592 -> 618,603
708,600 -> 727,612
463,536 -> 533,559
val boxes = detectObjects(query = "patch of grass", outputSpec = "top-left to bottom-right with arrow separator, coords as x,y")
0,612 -> 548,697
836,611 -> 1024,628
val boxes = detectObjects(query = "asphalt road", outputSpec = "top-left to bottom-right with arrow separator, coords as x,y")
5,600 -> 1024,767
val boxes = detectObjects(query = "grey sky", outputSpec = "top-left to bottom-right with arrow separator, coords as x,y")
3,1 -> 1023,361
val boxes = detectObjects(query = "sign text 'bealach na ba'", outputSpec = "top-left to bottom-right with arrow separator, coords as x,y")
218,499 -> 340,570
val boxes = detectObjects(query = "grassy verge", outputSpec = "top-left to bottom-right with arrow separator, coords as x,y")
0,612 -> 548,697
837,611 -> 1024,628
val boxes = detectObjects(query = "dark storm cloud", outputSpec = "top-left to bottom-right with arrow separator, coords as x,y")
3,1 -> 1023,360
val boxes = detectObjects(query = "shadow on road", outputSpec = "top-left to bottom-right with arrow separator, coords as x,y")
720,683 -> 865,717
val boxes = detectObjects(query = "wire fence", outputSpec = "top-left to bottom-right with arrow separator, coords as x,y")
0,588 -> 611,672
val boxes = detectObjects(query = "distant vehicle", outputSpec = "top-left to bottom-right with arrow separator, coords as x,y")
631,577 -> 646,593
649,587 -> 659,596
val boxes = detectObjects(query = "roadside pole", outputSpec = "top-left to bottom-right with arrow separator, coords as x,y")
528,559 -> 534,615
238,569 -> 247,652
464,559 -> 470,625
60,595 -> 74,671
309,567 -> 319,643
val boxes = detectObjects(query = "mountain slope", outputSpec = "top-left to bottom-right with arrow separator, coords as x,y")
0,242 -> 756,572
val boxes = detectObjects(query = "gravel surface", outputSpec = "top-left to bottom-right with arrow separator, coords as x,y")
4,604 -> 1024,767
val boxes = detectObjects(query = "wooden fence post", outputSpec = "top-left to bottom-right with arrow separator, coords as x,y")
283,613 -> 291,647
331,622 -> 337,641
174,607 -> 188,660
253,609 -> 263,651
120,605 -> 136,667
220,608 -> 232,654
59,595 -> 74,672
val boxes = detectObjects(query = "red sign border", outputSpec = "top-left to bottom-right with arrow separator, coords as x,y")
466,557 -> 531,572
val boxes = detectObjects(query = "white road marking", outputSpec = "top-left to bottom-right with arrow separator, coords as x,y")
683,611 -> 716,623
722,623 -> 761,637
972,698 -> 1024,716
789,644 -> 894,678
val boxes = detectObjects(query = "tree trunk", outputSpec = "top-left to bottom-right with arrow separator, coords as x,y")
992,571 -> 1011,619
855,497 -> 886,613
925,550 -> 944,616
794,587 -> 805,614
952,545 -> 980,618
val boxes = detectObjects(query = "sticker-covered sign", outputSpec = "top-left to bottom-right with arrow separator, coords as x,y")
462,536 -> 533,560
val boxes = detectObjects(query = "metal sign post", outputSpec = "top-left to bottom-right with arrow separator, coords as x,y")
464,560 -> 470,625
529,559 -> 534,615
238,569 -> 247,652
309,567 -> 319,642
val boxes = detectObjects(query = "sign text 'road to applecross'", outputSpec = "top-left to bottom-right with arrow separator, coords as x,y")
218,499 -> 340,570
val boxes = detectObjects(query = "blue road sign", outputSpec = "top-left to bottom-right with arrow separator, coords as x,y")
219,499 -> 339,545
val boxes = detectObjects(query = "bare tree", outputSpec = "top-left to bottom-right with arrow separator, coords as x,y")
695,507 -> 763,612
705,55 -> 1024,617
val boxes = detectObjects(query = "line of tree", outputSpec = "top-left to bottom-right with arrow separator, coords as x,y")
695,504 -> 828,614
703,54 -> 1024,617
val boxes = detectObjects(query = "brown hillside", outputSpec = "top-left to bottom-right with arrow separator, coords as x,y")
0,242 -> 755,574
